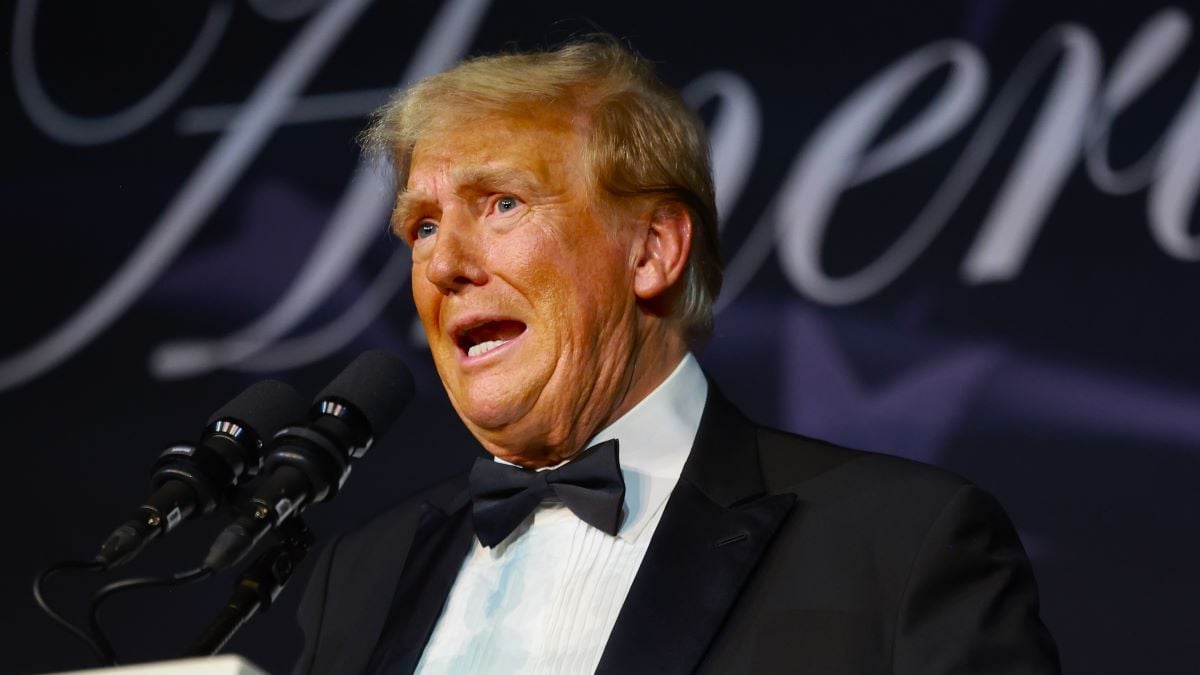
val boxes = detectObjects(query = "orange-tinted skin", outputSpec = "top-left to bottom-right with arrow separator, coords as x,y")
395,110 -> 690,468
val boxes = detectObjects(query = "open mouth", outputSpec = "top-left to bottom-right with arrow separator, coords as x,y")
455,320 -> 527,358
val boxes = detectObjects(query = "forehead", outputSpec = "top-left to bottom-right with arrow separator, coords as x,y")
404,111 -> 586,193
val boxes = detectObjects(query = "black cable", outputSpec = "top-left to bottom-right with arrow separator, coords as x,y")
88,566 -> 214,665
32,559 -> 110,666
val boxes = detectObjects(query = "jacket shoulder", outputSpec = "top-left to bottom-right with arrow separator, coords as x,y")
754,423 -> 972,510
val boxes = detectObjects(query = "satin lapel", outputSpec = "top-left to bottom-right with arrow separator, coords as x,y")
310,477 -> 472,674
595,481 -> 794,674
596,386 -> 796,675
363,487 -> 475,674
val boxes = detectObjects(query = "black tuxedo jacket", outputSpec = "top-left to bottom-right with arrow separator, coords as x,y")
291,387 -> 1060,674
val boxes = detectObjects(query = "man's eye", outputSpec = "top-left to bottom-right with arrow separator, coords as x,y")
416,222 -> 438,239
496,196 -> 520,213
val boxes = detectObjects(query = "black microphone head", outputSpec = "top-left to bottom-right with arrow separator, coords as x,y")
207,379 -> 307,442
315,349 -> 414,438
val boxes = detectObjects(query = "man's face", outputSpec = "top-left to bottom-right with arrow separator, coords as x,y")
396,111 -> 646,465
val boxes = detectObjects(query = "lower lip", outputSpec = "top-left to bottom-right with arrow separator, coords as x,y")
459,330 -> 526,365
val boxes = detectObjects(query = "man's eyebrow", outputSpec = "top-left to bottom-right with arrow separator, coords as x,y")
391,192 -> 434,232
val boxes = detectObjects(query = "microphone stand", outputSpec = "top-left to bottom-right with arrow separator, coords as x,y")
188,516 -> 315,656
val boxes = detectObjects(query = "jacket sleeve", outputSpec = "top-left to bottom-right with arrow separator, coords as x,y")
892,484 -> 1061,674
290,534 -> 344,675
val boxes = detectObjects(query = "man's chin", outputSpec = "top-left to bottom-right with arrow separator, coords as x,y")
456,396 -> 531,439
442,370 -> 565,454
458,405 -> 562,463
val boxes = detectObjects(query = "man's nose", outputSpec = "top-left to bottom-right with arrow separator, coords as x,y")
424,213 -> 487,293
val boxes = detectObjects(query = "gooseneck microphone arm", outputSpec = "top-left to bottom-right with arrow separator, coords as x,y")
189,517 -> 315,656
191,350 -> 413,656
34,378 -> 307,666
34,350 -> 413,665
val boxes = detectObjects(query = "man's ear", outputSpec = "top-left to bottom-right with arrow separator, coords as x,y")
633,201 -> 693,302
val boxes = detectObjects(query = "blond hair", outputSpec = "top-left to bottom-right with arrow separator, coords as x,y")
363,37 -> 721,339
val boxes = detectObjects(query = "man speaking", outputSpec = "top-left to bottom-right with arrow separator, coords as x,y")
291,37 -> 1060,674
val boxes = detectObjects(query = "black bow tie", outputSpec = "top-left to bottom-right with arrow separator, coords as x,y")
468,439 -> 626,548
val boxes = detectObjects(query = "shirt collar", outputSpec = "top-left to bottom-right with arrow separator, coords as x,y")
586,352 -> 707,541
491,353 -> 707,542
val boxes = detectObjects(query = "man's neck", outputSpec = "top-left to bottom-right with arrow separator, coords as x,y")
480,325 -> 688,469
601,324 -> 689,431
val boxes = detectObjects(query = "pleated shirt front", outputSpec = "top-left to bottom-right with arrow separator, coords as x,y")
415,354 -> 708,675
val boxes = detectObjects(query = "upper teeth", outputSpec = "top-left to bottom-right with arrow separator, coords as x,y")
468,339 -> 508,357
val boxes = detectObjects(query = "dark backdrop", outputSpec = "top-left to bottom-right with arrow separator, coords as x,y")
3,1 -> 1197,673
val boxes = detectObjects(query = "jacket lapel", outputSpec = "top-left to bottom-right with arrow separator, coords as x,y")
596,387 -> 796,674
309,476 -> 473,675
363,486 -> 475,674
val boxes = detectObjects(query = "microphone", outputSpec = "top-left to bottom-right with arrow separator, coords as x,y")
204,350 -> 414,571
96,380 -> 307,569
